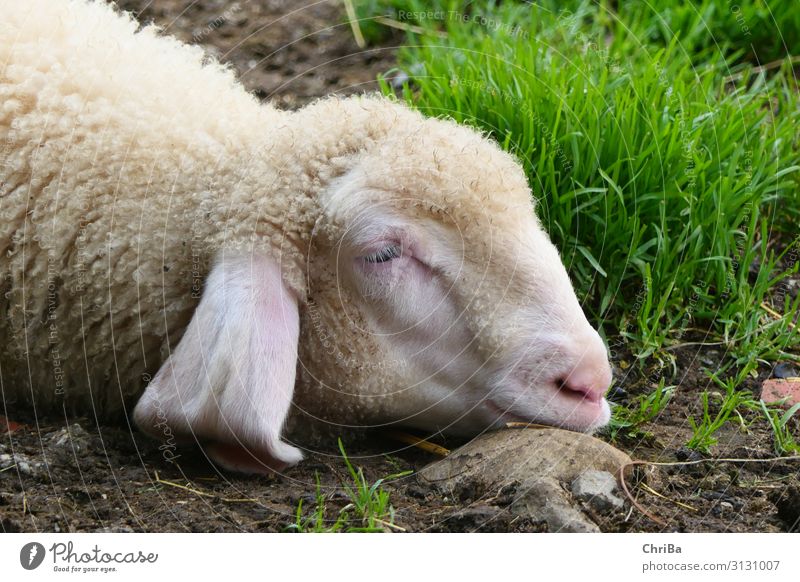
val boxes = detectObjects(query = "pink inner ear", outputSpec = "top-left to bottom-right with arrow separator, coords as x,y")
133,251 -> 303,474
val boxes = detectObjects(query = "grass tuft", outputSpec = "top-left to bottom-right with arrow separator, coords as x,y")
286,439 -> 412,533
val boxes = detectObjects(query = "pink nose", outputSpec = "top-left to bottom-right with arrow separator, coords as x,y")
557,333 -> 612,403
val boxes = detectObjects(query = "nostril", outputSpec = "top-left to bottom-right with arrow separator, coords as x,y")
557,377 -> 602,404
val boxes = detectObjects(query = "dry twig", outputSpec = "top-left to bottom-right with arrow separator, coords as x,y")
154,471 -> 258,503
385,431 -> 450,456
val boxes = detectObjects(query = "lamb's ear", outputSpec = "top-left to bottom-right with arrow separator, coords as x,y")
133,251 -> 302,474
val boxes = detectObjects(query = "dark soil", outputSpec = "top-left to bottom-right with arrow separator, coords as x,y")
1,0 -> 798,534
114,0 -> 399,108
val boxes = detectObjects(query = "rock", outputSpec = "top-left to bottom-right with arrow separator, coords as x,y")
388,69 -> 410,90
418,428 -> 633,532
675,446 -> 704,462
0,452 -> 45,478
571,470 -> 624,512
606,385 -> 628,402
772,362 -> 799,379
513,479 -> 600,532
48,424 -> 91,452
761,378 -> 800,407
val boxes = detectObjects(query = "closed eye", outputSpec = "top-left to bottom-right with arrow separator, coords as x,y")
363,244 -> 402,264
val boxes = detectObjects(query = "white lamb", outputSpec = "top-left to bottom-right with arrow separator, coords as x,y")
0,0 -> 612,474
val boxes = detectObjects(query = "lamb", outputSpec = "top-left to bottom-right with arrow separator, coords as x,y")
0,0 -> 613,474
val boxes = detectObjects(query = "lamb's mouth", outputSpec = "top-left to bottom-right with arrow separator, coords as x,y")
484,399 -> 537,425
485,386 -> 607,428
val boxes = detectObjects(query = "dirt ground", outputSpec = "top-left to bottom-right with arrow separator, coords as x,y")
1,0 -> 799,534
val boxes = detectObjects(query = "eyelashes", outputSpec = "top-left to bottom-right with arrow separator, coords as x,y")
363,244 -> 402,264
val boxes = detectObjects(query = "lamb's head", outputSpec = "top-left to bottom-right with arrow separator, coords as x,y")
133,97 -> 611,474
299,102 -> 612,438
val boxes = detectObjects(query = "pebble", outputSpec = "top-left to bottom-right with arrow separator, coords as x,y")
675,446 -> 704,462
571,470 -> 625,512
388,69 -> 410,90
606,385 -> 628,402
773,362 -> 799,379
48,424 -> 90,450
0,453 -> 44,477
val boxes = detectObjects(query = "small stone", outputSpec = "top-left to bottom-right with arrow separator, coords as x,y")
571,470 -> 625,512
389,69 -> 410,90
772,362 -> 799,379
675,447 -> 704,462
47,424 -> 91,454
606,385 -> 628,402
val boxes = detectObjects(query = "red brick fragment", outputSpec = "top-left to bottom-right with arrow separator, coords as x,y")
0,415 -> 26,433
761,378 -> 800,407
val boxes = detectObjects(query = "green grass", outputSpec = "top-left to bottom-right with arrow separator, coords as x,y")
355,1 -> 800,64
350,0 -> 800,452
612,0 -> 800,64
760,401 -> 800,455
286,439 -> 412,533
607,378 -> 674,440
685,371 -> 758,453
